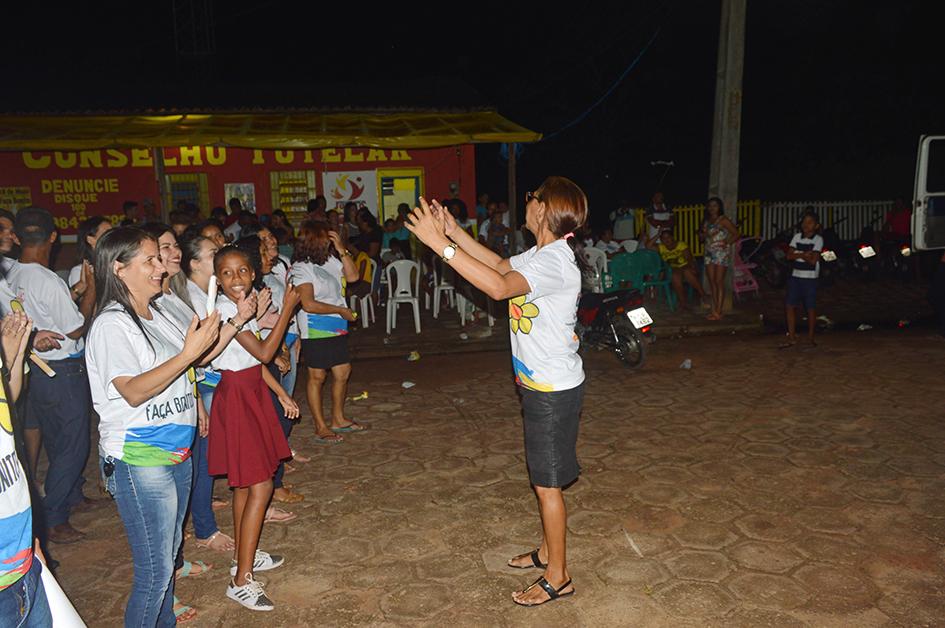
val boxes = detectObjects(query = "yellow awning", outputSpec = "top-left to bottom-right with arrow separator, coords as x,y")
0,111 -> 541,150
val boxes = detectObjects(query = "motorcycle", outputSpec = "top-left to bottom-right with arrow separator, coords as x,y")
575,289 -> 652,369
756,222 -> 794,288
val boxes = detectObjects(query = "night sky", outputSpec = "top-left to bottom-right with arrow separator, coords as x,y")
3,1 -> 943,224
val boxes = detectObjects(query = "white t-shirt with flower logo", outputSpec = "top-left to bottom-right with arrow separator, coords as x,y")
508,240 -> 584,392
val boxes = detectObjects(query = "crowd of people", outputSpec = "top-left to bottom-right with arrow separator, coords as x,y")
0,201 -> 380,622
583,192 -> 741,317
0,179 -> 591,623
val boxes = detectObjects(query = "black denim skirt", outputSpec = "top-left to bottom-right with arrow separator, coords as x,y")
520,383 -> 585,488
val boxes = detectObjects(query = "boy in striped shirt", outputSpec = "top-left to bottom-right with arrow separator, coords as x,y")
782,210 -> 823,348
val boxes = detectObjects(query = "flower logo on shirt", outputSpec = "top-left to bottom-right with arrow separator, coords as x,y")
509,295 -> 539,334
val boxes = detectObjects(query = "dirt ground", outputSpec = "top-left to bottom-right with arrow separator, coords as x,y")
48,326 -> 945,626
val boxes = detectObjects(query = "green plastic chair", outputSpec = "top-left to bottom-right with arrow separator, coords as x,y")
605,252 -> 645,293
634,249 -> 676,311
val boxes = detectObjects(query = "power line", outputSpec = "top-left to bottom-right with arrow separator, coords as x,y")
541,27 -> 661,142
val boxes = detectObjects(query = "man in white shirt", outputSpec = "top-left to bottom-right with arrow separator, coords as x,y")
609,203 -> 636,241
645,192 -> 675,240
593,227 -> 623,256
10,207 -> 96,544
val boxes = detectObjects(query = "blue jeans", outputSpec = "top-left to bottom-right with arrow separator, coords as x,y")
281,338 -> 299,399
189,390 -> 219,540
27,358 -> 90,528
0,556 -> 52,628
103,456 -> 192,628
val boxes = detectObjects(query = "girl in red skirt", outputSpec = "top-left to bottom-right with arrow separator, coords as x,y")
207,246 -> 301,611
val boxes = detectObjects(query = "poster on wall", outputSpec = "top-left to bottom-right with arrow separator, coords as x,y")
224,183 -> 256,212
321,170 -> 378,217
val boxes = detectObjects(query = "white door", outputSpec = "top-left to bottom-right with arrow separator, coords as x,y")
912,135 -> 945,250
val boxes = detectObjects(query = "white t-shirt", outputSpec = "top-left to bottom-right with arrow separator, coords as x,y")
211,296 -> 261,372
0,259 -> 18,317
186,279 -> 211,317
646,204 -> 673,238
594,240 -> 622,255
262,267 -> 298,340
87,303 -> 197,465
6,262 -> 85,360
0,353 -> 34,589
185,279 -> 220,390
789,233 -> 824,279
68,264 -> 82,288
289,257 -> 348,339
612,212 -> 636,241
155,291 -> 195,331
224,221 -> 242,243
508,240 -> 585,392
0,278 -> 15,317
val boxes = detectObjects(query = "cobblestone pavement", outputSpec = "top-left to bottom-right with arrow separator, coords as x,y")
50,327 -> 945,626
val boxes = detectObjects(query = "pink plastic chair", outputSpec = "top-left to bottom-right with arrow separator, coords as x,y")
732,237 -> 761,301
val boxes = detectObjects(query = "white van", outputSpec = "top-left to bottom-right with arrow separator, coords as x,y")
913,135 -> 945,250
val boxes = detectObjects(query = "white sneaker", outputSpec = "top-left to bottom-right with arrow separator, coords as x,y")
227,573 -> 274,611
229,549 -> 285,576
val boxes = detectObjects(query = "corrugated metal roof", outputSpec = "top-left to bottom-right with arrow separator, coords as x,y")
0,110 -> 541,150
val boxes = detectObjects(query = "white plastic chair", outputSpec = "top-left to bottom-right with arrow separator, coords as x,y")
582,248 -> 607,293
385,260 -> 421,334
457,293 -> 495,327
424,262 -> 456,319
348,258 -> 377,328
378,249 -> 391,290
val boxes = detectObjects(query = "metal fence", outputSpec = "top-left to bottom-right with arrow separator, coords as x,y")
628,199 -> 893,256
761,200 -> 892,240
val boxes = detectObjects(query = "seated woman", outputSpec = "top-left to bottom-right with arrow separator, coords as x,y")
650,229 -> 706,309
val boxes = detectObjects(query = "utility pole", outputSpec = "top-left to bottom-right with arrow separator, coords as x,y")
708,0 -> 746,310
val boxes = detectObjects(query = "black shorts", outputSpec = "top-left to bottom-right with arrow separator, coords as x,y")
786,276 -> 817,310
301,335 -> 350,370
520,383 -> 585,488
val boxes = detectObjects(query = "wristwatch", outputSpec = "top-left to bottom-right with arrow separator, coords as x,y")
226,317 -> 245,332
441,243 -> 458,262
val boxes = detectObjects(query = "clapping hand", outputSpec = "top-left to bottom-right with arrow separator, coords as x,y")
255,287 -> 272,320
405,197 -> 448,249
328,230 -> 347,255
1,312 -> 31,366
73,261 -> 94,298
282,283 -> 301,312
183,312 -> 221,362
235,289 -> 256,323
428,199 -> 458,237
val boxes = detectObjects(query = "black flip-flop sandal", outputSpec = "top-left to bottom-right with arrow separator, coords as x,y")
513,576 -> 575,607
508,549 -> 546,570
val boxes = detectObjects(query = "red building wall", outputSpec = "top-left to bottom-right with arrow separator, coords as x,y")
0,144 -> 476,234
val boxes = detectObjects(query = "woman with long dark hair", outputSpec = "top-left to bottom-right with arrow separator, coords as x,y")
406,176 -> 588,607
699,197 -> 739,320
86,227 -> 221,625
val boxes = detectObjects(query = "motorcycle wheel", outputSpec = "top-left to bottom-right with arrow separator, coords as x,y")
612,319 -> 646,369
